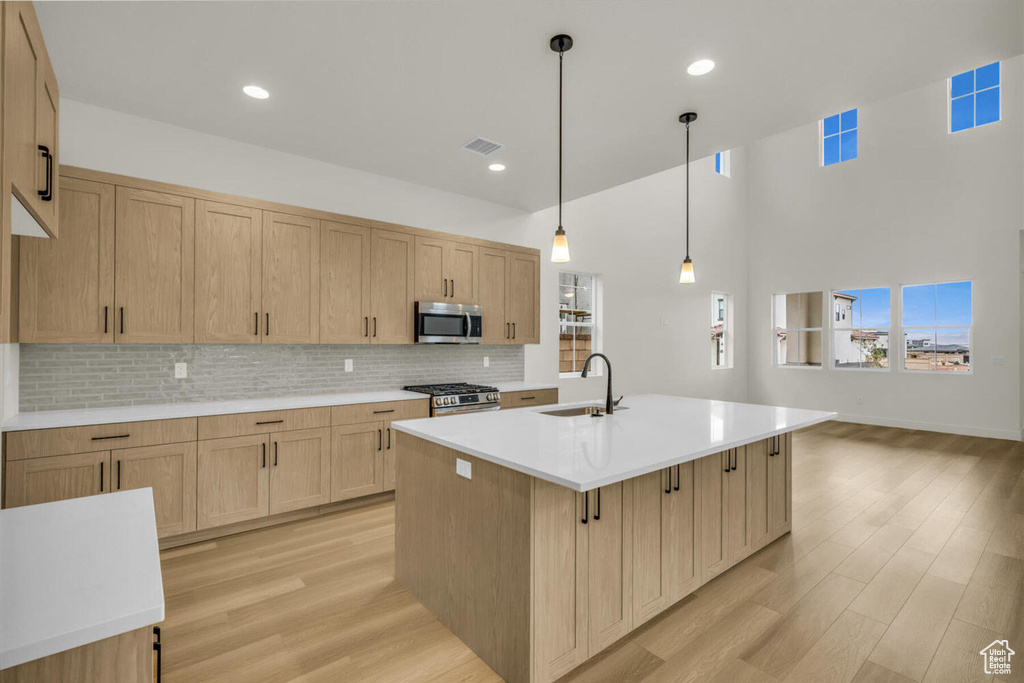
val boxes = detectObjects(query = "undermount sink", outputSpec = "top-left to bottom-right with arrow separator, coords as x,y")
541,405 -> 629,417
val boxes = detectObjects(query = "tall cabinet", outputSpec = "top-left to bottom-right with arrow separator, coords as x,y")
194,201 -> 262,343
369,229 -> 415,344
320,220 -> 371,344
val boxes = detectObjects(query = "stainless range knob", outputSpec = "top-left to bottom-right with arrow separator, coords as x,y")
434,397 -> 442,407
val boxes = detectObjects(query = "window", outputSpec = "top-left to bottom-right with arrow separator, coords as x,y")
715,150 -> 731,177
773,292 -> 823,367
902,281 -> 972,372
832,288 -> 891,369
559,271 -> 599,376
821,108 -> 858,166
950,62 -> 1000,133
712,293 -> 732,368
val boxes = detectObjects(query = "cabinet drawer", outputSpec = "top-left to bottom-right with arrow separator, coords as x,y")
500,389 -> 558,410
331,399 -> 430,426
198,407 -> 330,440
6,418 -> 197,461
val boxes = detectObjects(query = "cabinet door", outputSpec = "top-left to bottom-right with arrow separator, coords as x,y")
369,229 -> 415,344
320,220 -> 371,344
113,442 -> 197,538
666,461 -> 700,602
114,187 -> 195,343
34,52 -> 59,232
446,241 -> 479,304
262,212 -> 319,344
479,248 -> 510,344
414,236 -> 446,302
197,434 -> 269,530
699,452 -> 730,582
587,481 -> 632,655
5,451 -> 110,508
726,446 -> 752,564
382,421 -> 397,492
269,427 -> 330,514
508,251 -> 540,344
20,177 -> 114,343
533,480 -> 588,683
632,470 -> 673,625
330,422 -> 383,501
195,201 -> 262,343
748,439 -> 772,552
768,433 -> 792,540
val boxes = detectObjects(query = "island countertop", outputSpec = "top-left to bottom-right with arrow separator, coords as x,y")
392,394 -> 835,491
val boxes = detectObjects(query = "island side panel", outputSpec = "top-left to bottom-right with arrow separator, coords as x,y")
394,433 -> 534,683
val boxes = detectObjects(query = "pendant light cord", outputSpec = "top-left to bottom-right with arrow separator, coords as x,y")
558,48 -> 564,229
685,120 -> 690,259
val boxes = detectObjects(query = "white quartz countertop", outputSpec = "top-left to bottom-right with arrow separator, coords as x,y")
2,390 -> 428,432
0,489 -> 165,670
393,394 -> 835,491
492,382 -> 559,393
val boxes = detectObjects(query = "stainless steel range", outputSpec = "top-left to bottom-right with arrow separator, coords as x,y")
403,383 -> 501,416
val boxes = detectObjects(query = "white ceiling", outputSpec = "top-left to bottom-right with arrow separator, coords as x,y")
37,1 -> 1023,211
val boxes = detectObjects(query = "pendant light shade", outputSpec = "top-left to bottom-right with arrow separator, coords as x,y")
550,34 -> 573,263
679,112 -> 698,284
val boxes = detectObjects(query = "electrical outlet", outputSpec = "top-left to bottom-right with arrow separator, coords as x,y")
856,396 -> 863,405
992,356 -> 1005,366
483,356 -> 489,368
174,363 -> 187,379
456,458 -> 472,480
344,359 -> 354,372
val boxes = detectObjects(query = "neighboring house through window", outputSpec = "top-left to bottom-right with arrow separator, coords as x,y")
559,271 -> 599,376
950,62 -> 1000,133
712,293 -> 732,368
832,288 -> 891,369
902,281 -> 972,372
773,292 -> 823,367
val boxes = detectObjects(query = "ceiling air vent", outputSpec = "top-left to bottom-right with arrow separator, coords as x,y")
461,137 -> 504,156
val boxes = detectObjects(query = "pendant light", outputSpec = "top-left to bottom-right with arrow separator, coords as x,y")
550,34 -> 573,263
679,112 -> 697,284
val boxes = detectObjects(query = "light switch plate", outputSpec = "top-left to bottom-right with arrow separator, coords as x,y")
992,356 -> 1005,366
174,363 -> 187,379
483,356 -> 490,368
344,359 -> 354,372
456,458 -> 472,480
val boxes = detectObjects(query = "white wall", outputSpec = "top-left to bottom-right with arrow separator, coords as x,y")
745,56 -> 1023,439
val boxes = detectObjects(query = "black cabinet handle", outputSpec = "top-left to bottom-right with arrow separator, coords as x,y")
512,322 -> 516,339
387,428 -> 392,450
731,448 -> 738,471
724,451 -> 730,473
364,316 -> 369,337
255,312 -> 259,336
506,322 -> 510,339
120,307 -> 124,335
373,409 -> 395,414
444,279 -> 448,297
104,306 -> 108,334
665,468 -> 671,494
153,627 -> 162,683
674,464 -> 680,491
582,491 -> 589,524
117,460 -> 121,490
99,461 -> 104,492
593,487 -> 601,521
373,317 -> 377,338
378,429 -> 382,451
265,312 -> 270,336
256,419 -> 284,425
274,441 -> 278,467
262,442 -> 266,468
451,280 -> 455,298
38,145 -> 53,200
92,434 -> 130,441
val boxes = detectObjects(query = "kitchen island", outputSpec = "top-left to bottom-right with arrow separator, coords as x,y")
392,395 -> 834,683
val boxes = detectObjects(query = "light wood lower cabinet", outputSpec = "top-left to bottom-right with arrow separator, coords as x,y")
586,481 -> 633,655
197,433 -> 270,530
269,427 -> 330,514
113,442 -> 197,538
500,389 -> 559,410
0,625 -> 154,683
330,422 -> 384,501
769,432 -> 793,538
698,446 -> 752,583
748,438 -> 772,552
5,451 -> 110,508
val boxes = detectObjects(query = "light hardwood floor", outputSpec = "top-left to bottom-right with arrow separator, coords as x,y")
159,422 -> 1024,682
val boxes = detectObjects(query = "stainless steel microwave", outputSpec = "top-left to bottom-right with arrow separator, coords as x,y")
415,302 -> 483,344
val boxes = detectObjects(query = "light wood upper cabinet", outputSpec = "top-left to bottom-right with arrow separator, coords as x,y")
262,212 -> 320,344
20,178 -> 114,343
113,442 -> 197,538
3,2 -> 59,238
370,229 -> 415,344
508,251 -> 540,344
114,187 -> 195,343
195,201 -> 262,343
414,237 -> 479,304
197,434 -> 269,530
269,427 -> 330,515
331,422 -> 384,501
5,451 -> 110,508
479,248 -> 510,343
320,220 -> 371,344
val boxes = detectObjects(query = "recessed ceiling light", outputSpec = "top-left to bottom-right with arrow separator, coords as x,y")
243,85 -> 270,100
488,163 -> 506,172
687,59 -> 715,76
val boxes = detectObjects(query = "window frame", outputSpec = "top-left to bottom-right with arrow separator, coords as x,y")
711,292 -> 733,370
558,270 -> 601,378
948,62 -> 1001,134
771,291 -> 824,370
820,108 -> 858,167
830,286 -> 893,373
899,280 -> 973,376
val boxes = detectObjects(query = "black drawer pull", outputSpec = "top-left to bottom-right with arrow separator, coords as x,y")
373,409 -> 395,414
256,419 -> 284,425
91,434 -> 130,441
520,396 -> 536,400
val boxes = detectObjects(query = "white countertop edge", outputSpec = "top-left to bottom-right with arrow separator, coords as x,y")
492,382 -> 559,392
2,606 -> 164,671
2,390 -> 429,432
394,403 -> 836,492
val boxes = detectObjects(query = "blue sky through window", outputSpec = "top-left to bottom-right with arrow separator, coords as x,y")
903,281 -> 972,327
950,62 -> 1000,132
822,108 -> 857,166
835,288 -> 889,327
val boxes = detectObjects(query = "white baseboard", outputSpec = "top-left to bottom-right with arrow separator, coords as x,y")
834,412 -> 1021,441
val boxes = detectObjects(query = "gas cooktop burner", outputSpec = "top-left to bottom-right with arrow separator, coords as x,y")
403,383 -> 498,396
